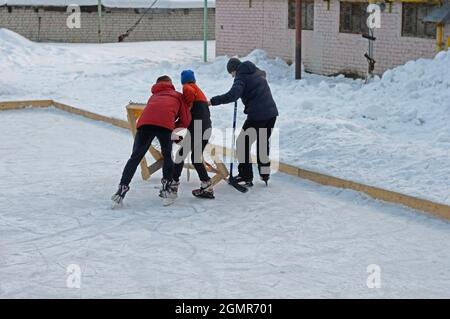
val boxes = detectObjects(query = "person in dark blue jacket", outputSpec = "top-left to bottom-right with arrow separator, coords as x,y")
210,58 -> 279,186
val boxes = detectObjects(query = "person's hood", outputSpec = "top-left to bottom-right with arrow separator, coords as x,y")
151,82 -> 176,94
236,61 -> 258,75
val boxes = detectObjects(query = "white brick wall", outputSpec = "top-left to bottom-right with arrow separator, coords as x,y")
216,0 -> 294,61
0,6 -> 215,42
216,0 -> 449,76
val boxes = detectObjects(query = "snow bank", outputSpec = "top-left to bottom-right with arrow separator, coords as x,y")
1,0 -> 215,9
361,50 -> 450,135
0,28 -> 41,68
0,29 -> 449,204
0,27 -> 35,47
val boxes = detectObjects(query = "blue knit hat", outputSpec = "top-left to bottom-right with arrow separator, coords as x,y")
181,69 -> 196,85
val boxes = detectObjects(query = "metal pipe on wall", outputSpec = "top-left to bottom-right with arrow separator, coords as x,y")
436,23 -> 444,51
97,0 -> 102,43
204,0 -> 208,62
295,0 -> 302,79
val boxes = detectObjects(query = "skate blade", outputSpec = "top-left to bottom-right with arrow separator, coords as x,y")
192,190 -> 215,199
193,194 -> 215,199
111,200 -> 123,210
162,198 -> 175,206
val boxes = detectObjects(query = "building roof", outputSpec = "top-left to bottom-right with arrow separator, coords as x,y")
422,4 -> 450,23
0,0 -> 215,9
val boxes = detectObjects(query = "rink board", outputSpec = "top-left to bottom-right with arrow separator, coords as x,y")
1,99 -> 449,220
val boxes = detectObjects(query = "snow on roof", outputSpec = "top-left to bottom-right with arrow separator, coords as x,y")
0,0 -> 215,9
423,4 -> 450,23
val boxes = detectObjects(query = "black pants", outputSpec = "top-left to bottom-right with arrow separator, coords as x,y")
236,117 -> 277,180
173,120 -> 211,182
120,125 -> 173,186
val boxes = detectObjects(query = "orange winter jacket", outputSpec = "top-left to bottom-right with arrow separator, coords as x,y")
182,83 -> 208,108
182,83 -> 211,129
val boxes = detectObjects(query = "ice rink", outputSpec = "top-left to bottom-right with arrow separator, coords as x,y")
1,108 -> 450,298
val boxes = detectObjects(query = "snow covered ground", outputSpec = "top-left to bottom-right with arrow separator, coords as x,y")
1,108 -> 450,298
0,28 -> 449,206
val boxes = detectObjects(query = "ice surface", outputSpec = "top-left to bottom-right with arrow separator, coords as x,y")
0,29 -> 449,205
1,108 -> 450,298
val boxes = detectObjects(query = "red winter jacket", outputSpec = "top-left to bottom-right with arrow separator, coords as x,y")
136,82 -> 191,131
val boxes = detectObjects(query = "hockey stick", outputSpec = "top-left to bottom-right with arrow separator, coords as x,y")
228,101 -> 248,193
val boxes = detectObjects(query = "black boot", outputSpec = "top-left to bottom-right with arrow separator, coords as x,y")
159,180 -> 179,198
233,175 -> 254,187
160,179 -> 177,206
192,180 -> 215,199
111,184 -> 130,207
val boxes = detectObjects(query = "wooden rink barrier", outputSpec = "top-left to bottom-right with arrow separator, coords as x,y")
0,99 -> 54,110
1,99 -> 450,220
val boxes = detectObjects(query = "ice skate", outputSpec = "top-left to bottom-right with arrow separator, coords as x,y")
192,180 -> 215,199
111,184 -> 130,209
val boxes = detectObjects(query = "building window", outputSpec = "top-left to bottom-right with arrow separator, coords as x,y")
339,2 -> 369,34
288,0 -> 314,30
402,3 -> 436,39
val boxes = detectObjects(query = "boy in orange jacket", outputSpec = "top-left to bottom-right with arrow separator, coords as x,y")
172,70 -> 214,199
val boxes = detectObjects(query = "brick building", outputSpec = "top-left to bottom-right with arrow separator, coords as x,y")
216,0 -> 450,76
0,0 -> 215,42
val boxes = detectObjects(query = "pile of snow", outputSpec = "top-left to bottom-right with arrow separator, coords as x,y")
0,28 -> 449,204
1,0 -> 215,8
0,28 -> 41,68
358,51 -> 450,134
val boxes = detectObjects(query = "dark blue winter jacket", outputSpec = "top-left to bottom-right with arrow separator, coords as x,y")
210,61 -> 279,121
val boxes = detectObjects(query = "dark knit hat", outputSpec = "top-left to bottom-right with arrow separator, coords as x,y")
227,57 -> 242,74
181,69 -> 196,85
156,75 -> 172,83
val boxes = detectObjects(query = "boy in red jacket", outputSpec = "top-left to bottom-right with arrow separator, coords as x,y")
112,75 -> 191,207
